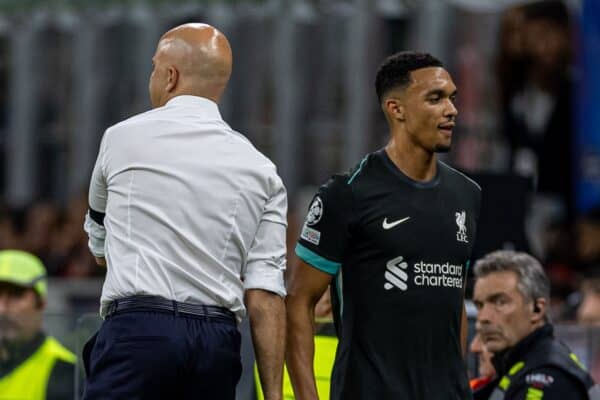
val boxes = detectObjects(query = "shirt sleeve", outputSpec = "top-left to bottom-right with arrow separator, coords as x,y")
84,133 -> 108,258
295,175 -> 351,275
243,173 -> 288,297
507,367 -> 589,400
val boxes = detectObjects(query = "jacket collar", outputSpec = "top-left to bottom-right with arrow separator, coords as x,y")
491,324 -> 554,376
0,332 -> 46,378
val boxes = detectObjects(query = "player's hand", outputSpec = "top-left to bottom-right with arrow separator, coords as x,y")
314,288 -> 332,322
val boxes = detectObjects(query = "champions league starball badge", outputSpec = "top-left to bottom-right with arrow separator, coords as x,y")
306,197 -> 323,226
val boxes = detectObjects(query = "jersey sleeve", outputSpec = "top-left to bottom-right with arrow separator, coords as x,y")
295,176 -> 352,275
506,367 -> 589,400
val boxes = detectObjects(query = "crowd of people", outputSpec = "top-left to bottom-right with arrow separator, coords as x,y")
0,194 -> 102,279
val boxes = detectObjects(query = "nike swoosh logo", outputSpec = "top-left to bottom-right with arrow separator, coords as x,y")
382,217 -> 411,229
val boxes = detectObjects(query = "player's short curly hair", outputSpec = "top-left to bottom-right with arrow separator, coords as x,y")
375,51 -> 443,102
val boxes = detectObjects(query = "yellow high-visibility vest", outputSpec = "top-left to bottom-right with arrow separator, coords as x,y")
256,335 -> 338,399
0,336 -> 76,400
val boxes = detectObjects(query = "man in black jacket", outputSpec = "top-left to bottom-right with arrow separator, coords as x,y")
472,250 -> 599,399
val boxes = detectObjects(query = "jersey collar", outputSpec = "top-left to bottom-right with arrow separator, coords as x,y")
378,149 -> 441,189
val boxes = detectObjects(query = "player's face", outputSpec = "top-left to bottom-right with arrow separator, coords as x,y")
577,287 -> 600,325
401,67 -> 458,153
0,283 -> 44,343
473,271 -> 537,353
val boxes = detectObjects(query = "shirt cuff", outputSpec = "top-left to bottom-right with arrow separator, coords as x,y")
243,259 -> 286,298
84,212 -> 106,258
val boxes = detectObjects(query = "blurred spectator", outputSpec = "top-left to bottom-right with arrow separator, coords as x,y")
470,333 -> 496,399
576,206 -> 600,270
0,250 -> 75,400
52,194 -> 98,278
496,4 -> 528,117
543,219 -> 579,313
577,273 -> 600,325
0,194 -> 101,279
498,1 -> 574,219
540,206 -> 600,319
0,209 -> 19,250
22,202 -> 60,263
577,272 -> 600,383
540,206 -> 600,320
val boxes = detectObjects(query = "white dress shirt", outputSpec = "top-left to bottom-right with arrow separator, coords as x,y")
84,95 -> 287,321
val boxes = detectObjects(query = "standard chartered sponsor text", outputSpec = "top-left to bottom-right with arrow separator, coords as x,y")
413,261 -> 463,288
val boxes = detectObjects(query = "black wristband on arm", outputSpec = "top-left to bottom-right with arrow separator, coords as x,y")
88,208 -> 106,226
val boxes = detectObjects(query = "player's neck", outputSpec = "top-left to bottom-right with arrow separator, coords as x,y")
385,136 -> 437,182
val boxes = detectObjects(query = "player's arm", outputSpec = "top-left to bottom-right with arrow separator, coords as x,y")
286,259 -> 333,400
84,134 -> 108,266
288,176 -> 349,399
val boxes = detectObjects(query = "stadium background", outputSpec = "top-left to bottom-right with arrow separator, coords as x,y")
0,0 -> 599,398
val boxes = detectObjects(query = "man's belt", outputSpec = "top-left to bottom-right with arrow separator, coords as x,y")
105,295 -> 236,325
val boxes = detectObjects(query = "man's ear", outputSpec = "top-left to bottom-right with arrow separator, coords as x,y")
531,298 -> 547,323
166,66 -> 179,92
384,98 -> 405,121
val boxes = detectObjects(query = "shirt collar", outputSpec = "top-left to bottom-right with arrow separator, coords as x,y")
164,95 -> 223,121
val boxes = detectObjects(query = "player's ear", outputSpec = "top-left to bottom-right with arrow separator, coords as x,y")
383,97 -> 405,121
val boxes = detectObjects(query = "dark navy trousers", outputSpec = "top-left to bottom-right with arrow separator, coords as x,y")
83,310 -> 242,400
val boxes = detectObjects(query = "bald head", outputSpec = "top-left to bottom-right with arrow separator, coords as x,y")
148,23 -> 232,107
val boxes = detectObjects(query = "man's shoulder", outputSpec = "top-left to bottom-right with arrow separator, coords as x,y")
228,130 -> 278,171
505,334 -> 593,399
100,108 -> 164,146
523,365 -> 579,384
315,151 -> 388,203
508,365 -> 589,399
316,158 -> 368,199
344,150 -> 394,188
312,175 -> 351,211
439,162 -> 482,213
106,107 -> 165,133
439,161 -> 482,193
102,108 -> 278,171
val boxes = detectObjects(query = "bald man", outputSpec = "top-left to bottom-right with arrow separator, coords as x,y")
83,24 -> 287,400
